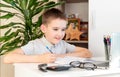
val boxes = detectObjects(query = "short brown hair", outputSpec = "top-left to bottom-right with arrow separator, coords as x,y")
42,8 -> 66,25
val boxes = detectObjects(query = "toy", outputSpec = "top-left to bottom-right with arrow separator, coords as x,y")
65,24 -> 83,41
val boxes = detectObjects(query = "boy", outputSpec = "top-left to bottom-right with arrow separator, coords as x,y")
4,8 -> 92,64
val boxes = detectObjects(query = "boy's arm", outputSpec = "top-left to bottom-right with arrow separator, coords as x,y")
57,47 -> 92,58
73,47 -> 92,58
4,48 -> 56,64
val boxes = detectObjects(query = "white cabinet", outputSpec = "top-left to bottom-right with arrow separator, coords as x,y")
89,0 -> 120,57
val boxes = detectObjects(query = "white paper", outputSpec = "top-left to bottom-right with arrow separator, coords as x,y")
55,56 -> 91,65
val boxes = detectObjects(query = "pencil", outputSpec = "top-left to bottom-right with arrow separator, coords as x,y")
46,46 -> 53,53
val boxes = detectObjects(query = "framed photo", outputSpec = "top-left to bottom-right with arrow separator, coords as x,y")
67,18 -> 80,29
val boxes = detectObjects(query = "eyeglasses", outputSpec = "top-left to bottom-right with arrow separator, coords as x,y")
38,64 -> 48,72
69,61 -> 97,70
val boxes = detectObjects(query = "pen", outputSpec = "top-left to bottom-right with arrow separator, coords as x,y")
46,46 -> 53,53
103,35 -> 111,61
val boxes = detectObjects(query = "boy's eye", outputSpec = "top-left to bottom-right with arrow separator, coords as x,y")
53,28 -> 58,31
62,28 -> 66,31
53,28 -> 66,31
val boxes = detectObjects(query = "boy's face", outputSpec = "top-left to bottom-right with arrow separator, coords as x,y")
41,18 -> 67,45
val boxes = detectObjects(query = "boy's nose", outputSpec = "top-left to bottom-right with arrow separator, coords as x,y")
57,31 -> 64,36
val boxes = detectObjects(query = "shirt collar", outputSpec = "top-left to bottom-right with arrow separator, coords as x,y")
41,36 -> 54,48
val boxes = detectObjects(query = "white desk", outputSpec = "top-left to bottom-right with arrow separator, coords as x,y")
14,57 -> 120,77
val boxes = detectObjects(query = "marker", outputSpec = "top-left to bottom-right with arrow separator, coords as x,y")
46,46 -> 53,53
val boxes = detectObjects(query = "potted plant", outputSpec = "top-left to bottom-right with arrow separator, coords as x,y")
0,0 -> 64,55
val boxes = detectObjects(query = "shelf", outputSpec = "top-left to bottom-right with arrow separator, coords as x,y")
66,41 -> 88,43
65,0 -> 88,3
61,0 -> 88,48
68,18 -> 80,20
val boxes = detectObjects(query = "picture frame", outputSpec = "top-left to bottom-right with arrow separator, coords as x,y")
67,18 -> 80,29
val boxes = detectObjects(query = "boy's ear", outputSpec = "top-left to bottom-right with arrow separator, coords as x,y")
40,24 -> 46,33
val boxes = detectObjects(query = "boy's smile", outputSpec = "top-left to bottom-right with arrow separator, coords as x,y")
41,18 -> 67,45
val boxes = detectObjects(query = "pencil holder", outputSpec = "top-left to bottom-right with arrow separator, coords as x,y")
103,35 -> 111,62
104,45 -> 110,61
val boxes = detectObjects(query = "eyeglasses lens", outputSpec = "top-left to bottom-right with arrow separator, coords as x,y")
70,61 -> 97,70
81,62 -> 97,70
70,61 -> 81,67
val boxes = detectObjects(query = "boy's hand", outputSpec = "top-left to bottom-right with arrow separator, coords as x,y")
37,52 -> 57,63
79,50 -> 92,58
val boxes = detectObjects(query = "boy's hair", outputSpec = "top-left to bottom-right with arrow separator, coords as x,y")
42,8 -> 66,25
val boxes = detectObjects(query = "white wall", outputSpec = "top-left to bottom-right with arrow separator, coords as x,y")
65,2 -> 88,21
89,0 -> 120,57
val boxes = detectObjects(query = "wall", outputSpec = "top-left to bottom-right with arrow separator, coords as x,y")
65,2 -> 88,21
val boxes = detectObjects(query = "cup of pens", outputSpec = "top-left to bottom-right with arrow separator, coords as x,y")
103,35 -> 111,61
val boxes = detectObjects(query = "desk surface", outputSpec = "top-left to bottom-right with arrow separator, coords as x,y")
14,57 -> 120,77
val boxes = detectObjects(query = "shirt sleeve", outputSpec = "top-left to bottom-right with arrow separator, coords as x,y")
21,41 -> 34,55
63,41 -> 76,53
